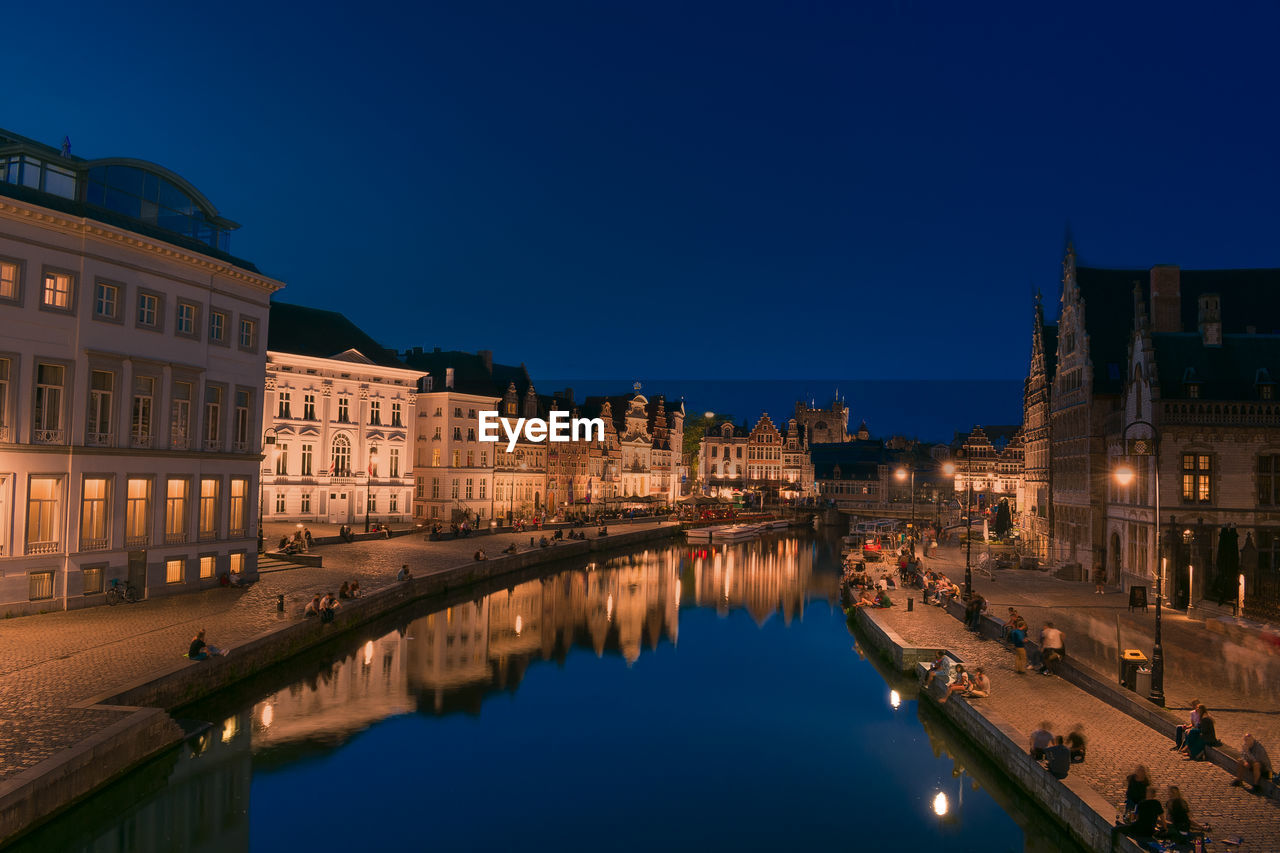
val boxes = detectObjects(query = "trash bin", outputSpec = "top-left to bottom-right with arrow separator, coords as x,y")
1120,649 -> 1148,690
1134,666 -> 1153,698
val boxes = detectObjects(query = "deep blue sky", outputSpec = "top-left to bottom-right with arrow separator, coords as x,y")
9,1 -> 1279,379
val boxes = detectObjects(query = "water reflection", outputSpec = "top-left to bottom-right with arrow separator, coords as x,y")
10,534 -> 1064,853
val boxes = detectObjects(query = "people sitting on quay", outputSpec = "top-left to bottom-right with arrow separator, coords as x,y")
966,666 -> 991,699
938,664 -> 972,704
474,548 -> 487,561
1028,722 -> 1054,761
1124,765 -> 1152,814
1163,785 -> 1209,840
1066,724 -> 1087,764
1183,704 -> 1220,760
1044,735 -> 1072,780
598,525 -> 609,536
304,594 -> 322,617
339,524 -> 354,543
1230,733 -> 1273,793
998,608 -> 1023,643
187,629 -> 227,660
349,580 -> 361,597
539,536 -> 550,548
923,651 -> 950,689
396,564 -> 413,582
503,543 -> 519,555
1118,785 -> 1164,840
963,593 -> 986,632
1172,699 -> 1201,751
339,581 -> 354,600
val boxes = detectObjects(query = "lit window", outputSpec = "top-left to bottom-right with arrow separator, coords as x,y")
1181,454 -> 1212,503
165,478 -> 188,543
42,271 -> 72,309
229,478 -> 248,535
200,555 -> 216,579
166,557 -> 185,584
80,477 -> 110,550
0,260 -> 18,301
125,478 -> 151,546
83,566 -> 105,595
198,478 -> 219,540
26,476 -> 61,553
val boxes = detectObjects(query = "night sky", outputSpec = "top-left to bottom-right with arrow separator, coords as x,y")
8,2 -> 1279,379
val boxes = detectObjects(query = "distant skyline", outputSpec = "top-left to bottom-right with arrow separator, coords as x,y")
7,1 -> 1280,379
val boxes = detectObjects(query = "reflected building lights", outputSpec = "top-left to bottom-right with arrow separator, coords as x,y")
222,716 -> 239,744
260,703 -> 274,729
363,640 -> 374,666
890,690 -> 901,710
933,791 -> 949,817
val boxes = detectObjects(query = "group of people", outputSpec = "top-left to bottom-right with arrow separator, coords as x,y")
1173,700 -> 1221,761
996,607 -> 1064,675
1028,721 -> 1086,780
1120,765 -> 1210,841
304,583 -> 360,622
841,562 -> 894,609
278,527 -> 313,554
922,652 -> 990,704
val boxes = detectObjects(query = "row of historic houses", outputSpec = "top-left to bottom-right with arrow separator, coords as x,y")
1021,244 -> 1280,622
0,125 -> 685,614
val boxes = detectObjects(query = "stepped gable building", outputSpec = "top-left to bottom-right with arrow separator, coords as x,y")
951,424 -> 1024,512
697,411 -> 814,500
0,127 -> 284,611
400,347 -> 534,523
261,304 -> 425,529
1021,293 -> 1057,560
1028,244 -> 1280,593
583,391 -> 685,507
1108,284 -> 1280,620
794,397 -> 849,444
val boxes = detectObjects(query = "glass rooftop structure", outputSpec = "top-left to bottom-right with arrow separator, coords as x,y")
0,128 -> 240,256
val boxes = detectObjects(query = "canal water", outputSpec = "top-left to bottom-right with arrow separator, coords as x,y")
10,533 -> 1079,853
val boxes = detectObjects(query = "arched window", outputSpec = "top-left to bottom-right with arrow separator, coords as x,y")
332,434 -> 351,476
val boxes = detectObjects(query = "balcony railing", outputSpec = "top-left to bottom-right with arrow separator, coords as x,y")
229,527 -> 246,539
32,429 -> 65,445
165,531 -> 187,545
26,541 -> 60,555
204,438 -> 222,452
80,537 -> 109,552
131,432 -> 153,449
0,425 -> 9,442
85,432 -> 114,448
125,534 -> 150,549
170,428 -> 189,450
232,440 -> 251,453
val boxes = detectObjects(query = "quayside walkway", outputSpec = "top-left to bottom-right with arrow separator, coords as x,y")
865,598 -> 1280,851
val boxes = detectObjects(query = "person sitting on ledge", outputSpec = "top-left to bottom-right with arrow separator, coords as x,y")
923,651 -> 950,688
188,629 -> 227,660
338,581 -> 353,600
396,565 -> 413,582
938,664 -> 972,704
1172,699 -> 1201,751
1124,765 -> 1151,815
539,536 -> 550,548
1066,724 -> 1087,764
1184,704 -> 1220,760
503,543 -> 519,555
874,589 -> 892,608
1029,722 -> 1054,761
349,580 -> 361,597
1044,735 -> 1072,780
1230,733 -> 1273,793
474,548 -> 487,561
304,594 -> 322,617
966,666 -> 991,699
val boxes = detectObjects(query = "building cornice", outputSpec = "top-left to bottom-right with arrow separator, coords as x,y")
0,198 -> 285,295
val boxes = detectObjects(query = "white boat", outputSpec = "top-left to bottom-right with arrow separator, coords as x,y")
712,524 -> 763,543
685,527 -> 714,543
767,520 -> 790,530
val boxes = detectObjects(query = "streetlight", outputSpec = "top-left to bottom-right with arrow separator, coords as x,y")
1112,422 -> 1165,707
1182,527 -> 1194,612
895,466 -> 917,554
259,428 -> 277,551
942,457 -> 976,599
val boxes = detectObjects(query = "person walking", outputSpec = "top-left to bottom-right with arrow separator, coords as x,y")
1009,622 -> 1029,673
1038,621 -> 1065,675
1093,562 -> 1106,594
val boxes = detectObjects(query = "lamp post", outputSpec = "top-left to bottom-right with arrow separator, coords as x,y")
1113,421 -> 1165,706
942,457 -> 976,599
259,428 -> 277,551
1182,526 -> 1194,612
894,466 -> 917,555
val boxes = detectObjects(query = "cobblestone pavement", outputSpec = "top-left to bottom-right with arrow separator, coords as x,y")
916,545 -> 1280,754
871,601 -> 1280,850
0,522 -> 670,778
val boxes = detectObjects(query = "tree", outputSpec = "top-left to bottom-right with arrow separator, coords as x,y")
994,499 -> 1012,540
683,413 -> 735,481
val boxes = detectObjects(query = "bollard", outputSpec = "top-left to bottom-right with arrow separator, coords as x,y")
277,594 -> 284,612
907,597 -> 914,612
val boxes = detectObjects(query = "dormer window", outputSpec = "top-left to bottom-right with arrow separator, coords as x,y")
1183,368 -> 1201,399
1258,369 -> 1275,401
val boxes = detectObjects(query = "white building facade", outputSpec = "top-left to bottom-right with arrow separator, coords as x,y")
0,129 -> 283,612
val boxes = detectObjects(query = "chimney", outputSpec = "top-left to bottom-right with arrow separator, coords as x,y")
445,367 -> 454,389
477,349 -> 493,374
1149,265 -> 1182,333
1198,293 -> 1222,347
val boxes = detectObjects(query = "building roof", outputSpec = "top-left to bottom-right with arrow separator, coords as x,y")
268,302 -> 406,368
810,440 -> 893,479
402,347 -> 533,397
1076,266 -> 1280,394
1151,333 -> 1280,401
